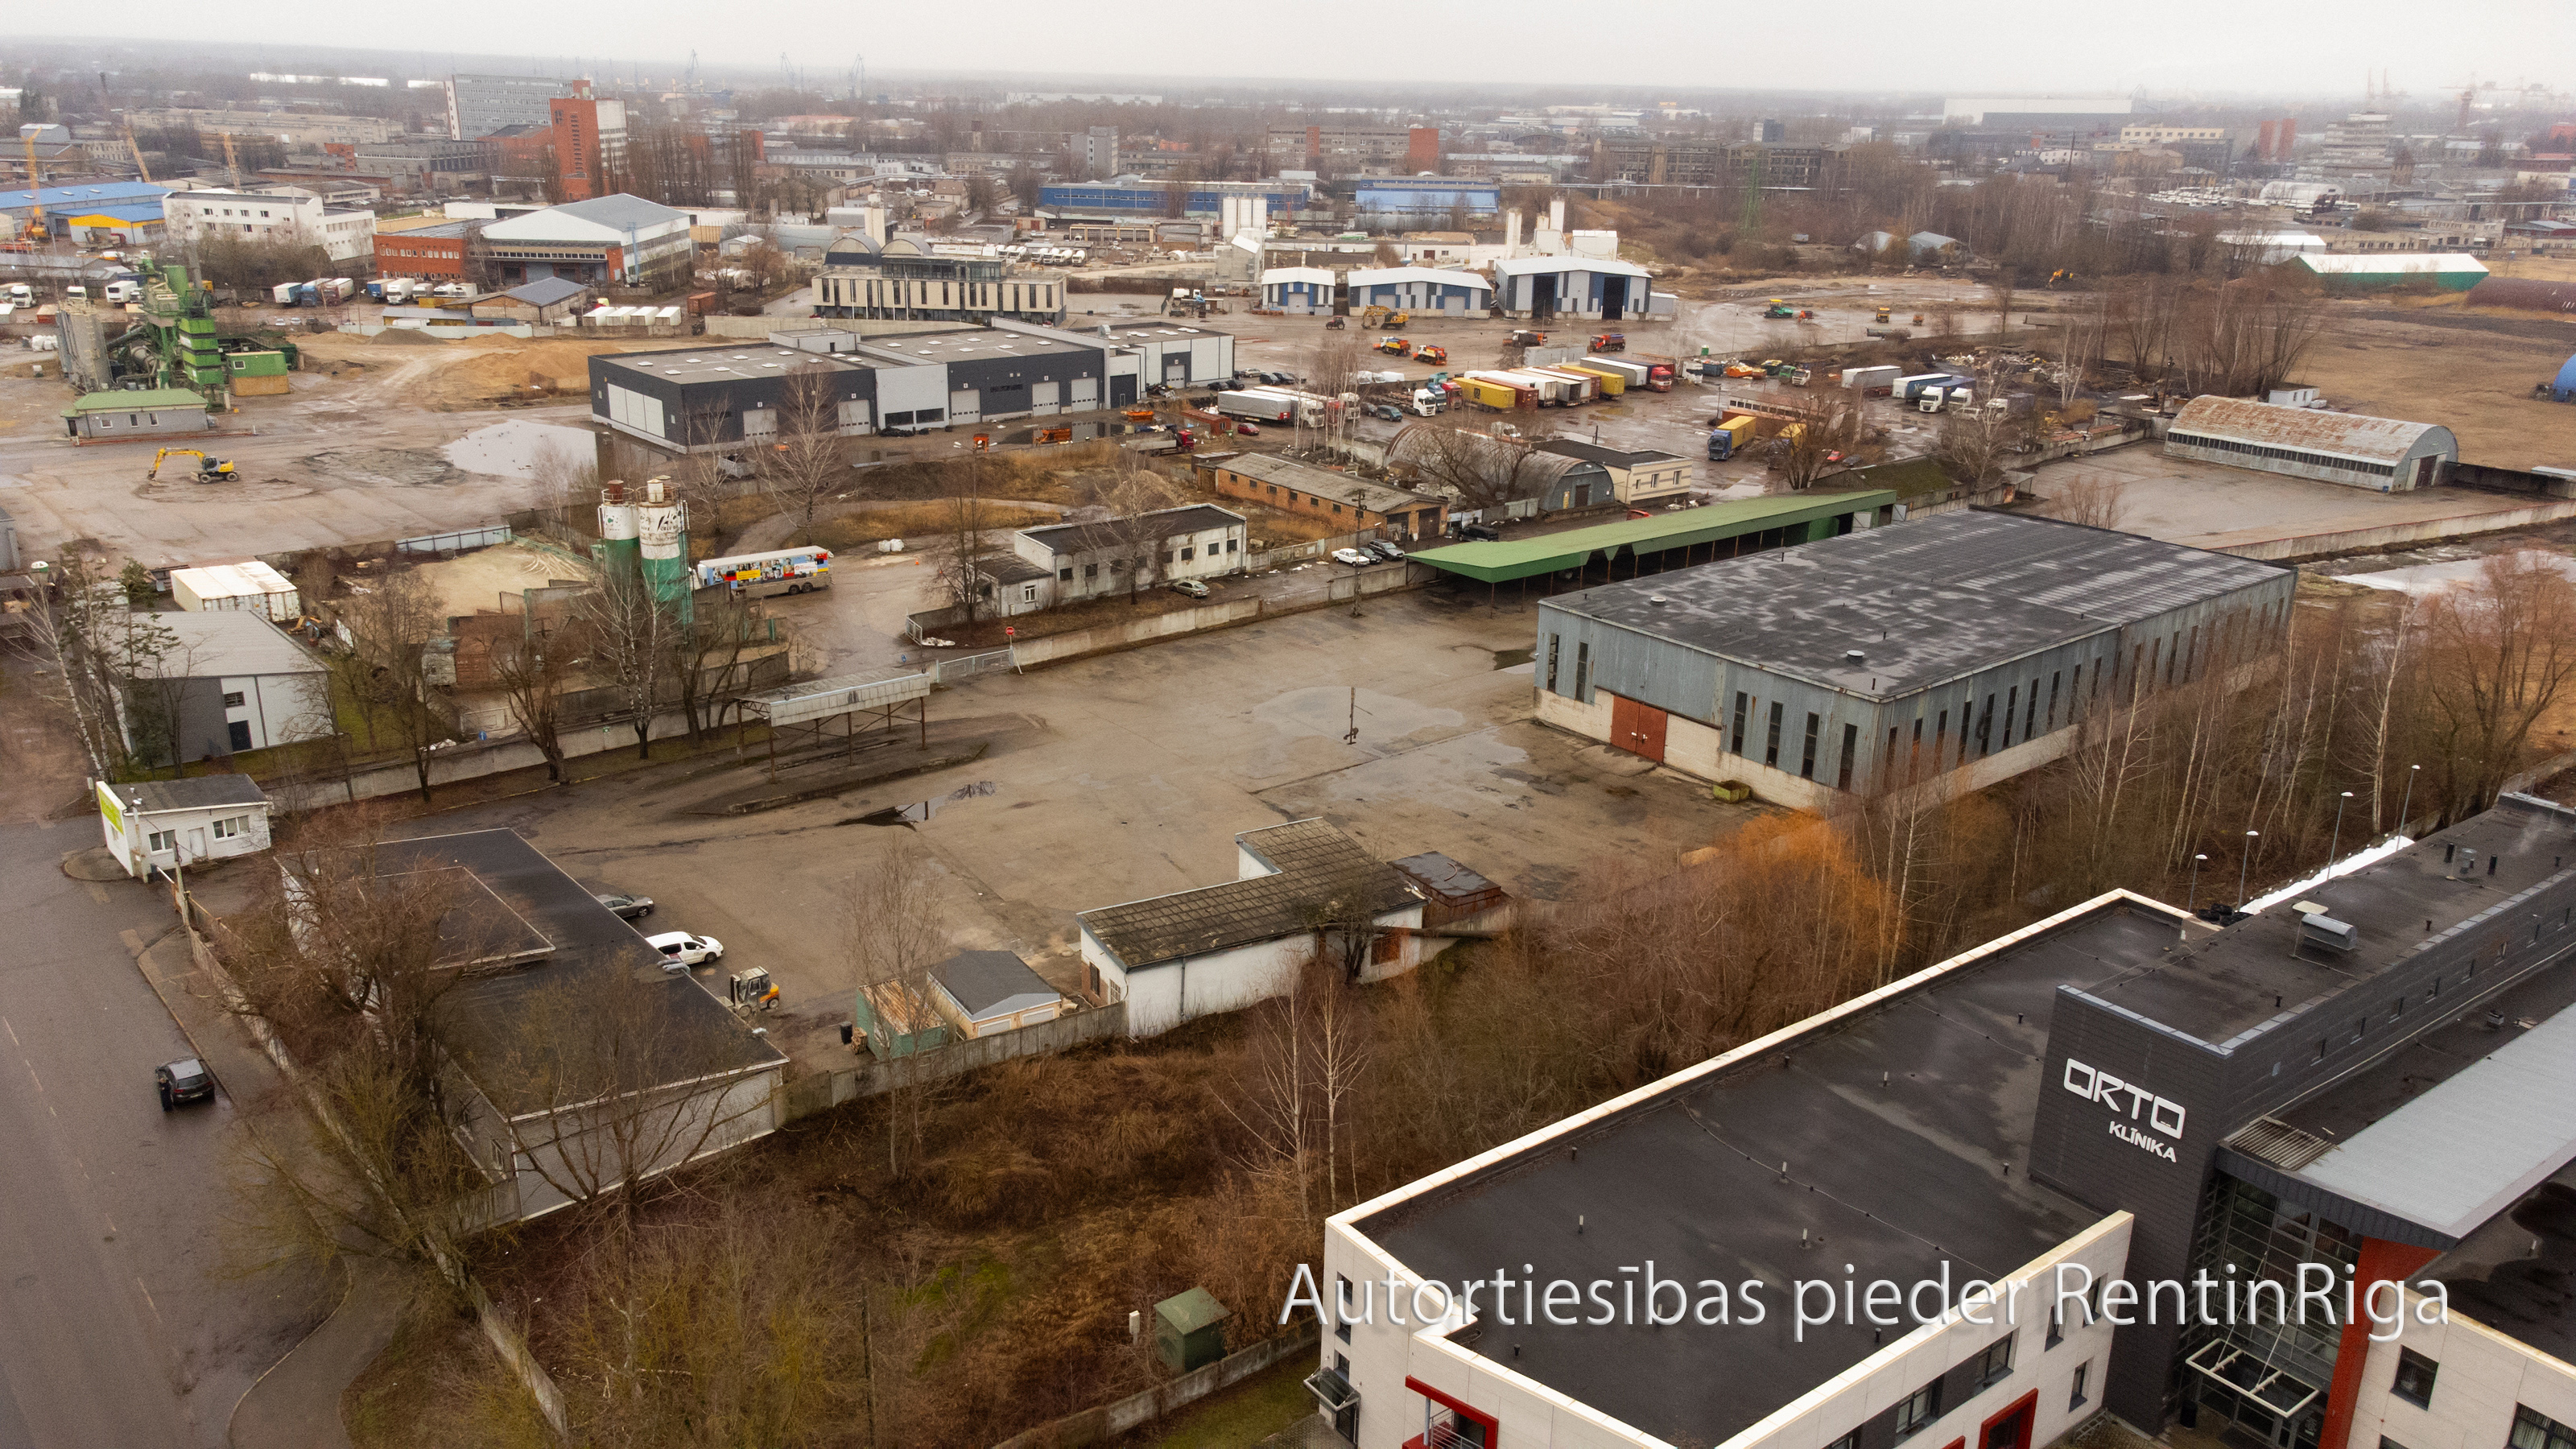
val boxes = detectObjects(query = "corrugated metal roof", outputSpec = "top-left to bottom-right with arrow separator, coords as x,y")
1079,819 -> 1418,969
2289,1005 -> 2576,1241
1258,266 -> 1335,286
1208,453 -> 1442,515
2169,396 -> 2447,464
1410,491 -> 1897,584
1491,254 -> 1653,279
126,610 -> 324,680
173,560 -> 295,600
931,950 -> 1060,1022
124,775 -> 267,814
1542,510 -> 2287,697
1344,265 -> 1492,292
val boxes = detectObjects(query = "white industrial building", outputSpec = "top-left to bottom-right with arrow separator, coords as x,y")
1005,503 -> 1249,609
161,187 -> 377,264
1077,820 -> 1427,1037
171,560 -> 300,622
113,609 -> 332,761
95,775 -> 272,878
1341,266 -> 1493,316
2165,396 -> 2458,492
1260,266 -> 1337,314
1489,254 -> 1657,321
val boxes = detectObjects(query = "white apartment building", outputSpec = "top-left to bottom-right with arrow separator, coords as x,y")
162,188 -> 377,264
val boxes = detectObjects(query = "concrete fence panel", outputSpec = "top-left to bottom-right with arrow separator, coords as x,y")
780,1001 -> 1127,1123
987,1323 -> 1320,1449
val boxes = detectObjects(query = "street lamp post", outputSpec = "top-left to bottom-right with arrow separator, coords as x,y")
2396,764 -> 2421,837
2238,829 -> 2260,910
2189,853 -> 2208,918
2330,791 -> 2353,874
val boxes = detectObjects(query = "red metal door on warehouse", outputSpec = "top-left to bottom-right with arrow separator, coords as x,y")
1609,694 -> 1667,763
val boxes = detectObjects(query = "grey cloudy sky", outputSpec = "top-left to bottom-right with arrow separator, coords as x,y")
28,0 -> 2575,100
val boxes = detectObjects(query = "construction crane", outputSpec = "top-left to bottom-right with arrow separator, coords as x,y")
219,130 -> 240,189
124,119 -> 151,185
147,448 -> 237,482
18,130 -> 45,242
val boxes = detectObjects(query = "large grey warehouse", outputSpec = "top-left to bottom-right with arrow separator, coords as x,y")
2165,396 -> 2458,492
1533,511 -> 2295,808
588,320 -> 1235,452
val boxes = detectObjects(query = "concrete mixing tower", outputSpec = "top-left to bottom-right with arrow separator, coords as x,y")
637,477 -> 693,622
597,480 -> 642,578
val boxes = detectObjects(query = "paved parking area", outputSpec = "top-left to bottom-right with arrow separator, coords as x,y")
404,591 -> 1751,1069
2018,446 -> 2562,552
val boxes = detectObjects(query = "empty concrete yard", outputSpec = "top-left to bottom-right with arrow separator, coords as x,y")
399,590 -> 1750,1070
2019,444 -> 2570,555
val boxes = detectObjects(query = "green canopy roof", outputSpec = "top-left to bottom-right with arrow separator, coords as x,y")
1410,489 -> 1898,584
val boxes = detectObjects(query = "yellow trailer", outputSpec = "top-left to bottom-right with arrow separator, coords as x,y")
1564,361 -> 1629,396
1457,376 -> 1532,411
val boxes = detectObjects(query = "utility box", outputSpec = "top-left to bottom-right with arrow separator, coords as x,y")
1154,1288 -> 1231,1373
2298,912 -> 2359,952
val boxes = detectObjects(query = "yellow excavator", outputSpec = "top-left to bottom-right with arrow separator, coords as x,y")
147,448 -> 237,482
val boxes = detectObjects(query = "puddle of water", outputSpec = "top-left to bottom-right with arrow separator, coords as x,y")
439,418 -> 594,479
1492,647 -> 1534,669
844,781 -> 996,827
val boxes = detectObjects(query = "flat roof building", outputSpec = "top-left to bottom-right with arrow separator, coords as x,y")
1342,266 -> 1493,316
2166,397 -> 2459,493
1532,510 -> 2293,807
1325,792 -> 2576,1449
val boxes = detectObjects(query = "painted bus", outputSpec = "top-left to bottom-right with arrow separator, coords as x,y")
694,547 -> 834,597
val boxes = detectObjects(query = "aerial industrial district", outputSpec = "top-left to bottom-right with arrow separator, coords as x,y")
6,45 -> 2576,1449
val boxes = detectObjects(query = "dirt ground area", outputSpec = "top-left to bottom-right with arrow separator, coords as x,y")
403,539 -> 590,621
2297,308 -> 2576,470
391,589 -> 1751,1075
289,331 -> 671,411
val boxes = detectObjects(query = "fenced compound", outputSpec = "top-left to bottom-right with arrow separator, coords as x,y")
931,649 -> 1018,683
736,667 -> 931,780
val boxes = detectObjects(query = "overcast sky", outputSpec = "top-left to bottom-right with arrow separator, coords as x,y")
23,1 -> 2576,101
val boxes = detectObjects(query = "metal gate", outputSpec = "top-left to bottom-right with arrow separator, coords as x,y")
931,649 -> 1019,683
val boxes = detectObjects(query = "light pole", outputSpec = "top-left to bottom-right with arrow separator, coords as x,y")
2189,852 -> 2208,917
2237,829 -> 2260,910
2396,764 -> 2421,836
2329,791 -> 2353,874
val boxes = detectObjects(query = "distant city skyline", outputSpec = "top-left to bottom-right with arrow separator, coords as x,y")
12,0 -> 2575,102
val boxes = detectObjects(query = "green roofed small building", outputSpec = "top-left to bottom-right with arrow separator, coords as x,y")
60,387 -> 216,440
1410,489 -> 1897,599
2290,252 -> 2487,293
1154,1288 -> 1230,1372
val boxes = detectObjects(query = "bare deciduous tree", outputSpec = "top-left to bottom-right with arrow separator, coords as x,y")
766,364 -> 851,543
844,844 -> 951,1174
2046,474 -> 2131,530
488,627 -> 573,782
1389,414 -> 1548,514
576,563 -> 679,760
336,565 -> 450,800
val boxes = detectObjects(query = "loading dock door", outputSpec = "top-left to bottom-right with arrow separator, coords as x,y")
1602,275 -> 1629,322
1608,694 -> 1667,763
947,389 -> 981,425
1531,273 -> 1558,320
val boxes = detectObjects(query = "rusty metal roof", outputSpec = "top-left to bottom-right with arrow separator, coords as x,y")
2169,396 -> 2450,464
1078,819 -> 1420,969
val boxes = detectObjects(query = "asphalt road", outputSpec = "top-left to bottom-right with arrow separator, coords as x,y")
0,822 -> 325,1448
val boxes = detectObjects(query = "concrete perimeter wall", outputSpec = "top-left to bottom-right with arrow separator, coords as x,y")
779,1001 -> 1126,1122
989,1323 -> 1321,1449
2215,497 -> 2576,563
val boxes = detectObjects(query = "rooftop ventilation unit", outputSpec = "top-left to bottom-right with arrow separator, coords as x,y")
2298,911 -> 2359,952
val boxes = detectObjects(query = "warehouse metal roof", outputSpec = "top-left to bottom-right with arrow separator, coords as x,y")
1539,510 -> 2287,698
1343,265 -> 1492,292
931,950 -> 1062,1023
598,345 -> 873,385
1078,819 -> 1419,970
1204,454 -> 1442,518
1410,490 -> 1895,584
1491,254 -> 1653,279
2292,252 -> 2488,276
2169,396 -> 2453,465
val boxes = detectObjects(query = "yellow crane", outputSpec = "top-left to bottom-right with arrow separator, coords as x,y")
19,130 -> 44,242
147,449 -> 237,481
123,119 -> 152,185
219,130 -> 240,189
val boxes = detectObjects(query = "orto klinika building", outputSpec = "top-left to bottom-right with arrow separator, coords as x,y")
1315,791 -> 2576,1449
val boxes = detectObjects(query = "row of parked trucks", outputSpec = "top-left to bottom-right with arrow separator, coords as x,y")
1451,357 -> 1673,413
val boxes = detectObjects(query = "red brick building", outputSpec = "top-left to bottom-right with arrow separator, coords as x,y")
1199,452 -> 1447,542
547,90 -> 627,202
374,220 -> 472,280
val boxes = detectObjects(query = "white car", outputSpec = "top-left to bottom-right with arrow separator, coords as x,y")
1331,548 -> 1374,567
646,931 -> 724,970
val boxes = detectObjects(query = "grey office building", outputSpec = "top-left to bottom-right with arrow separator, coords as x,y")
1531,510 -> 2294,807
448,73 -> 575,141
